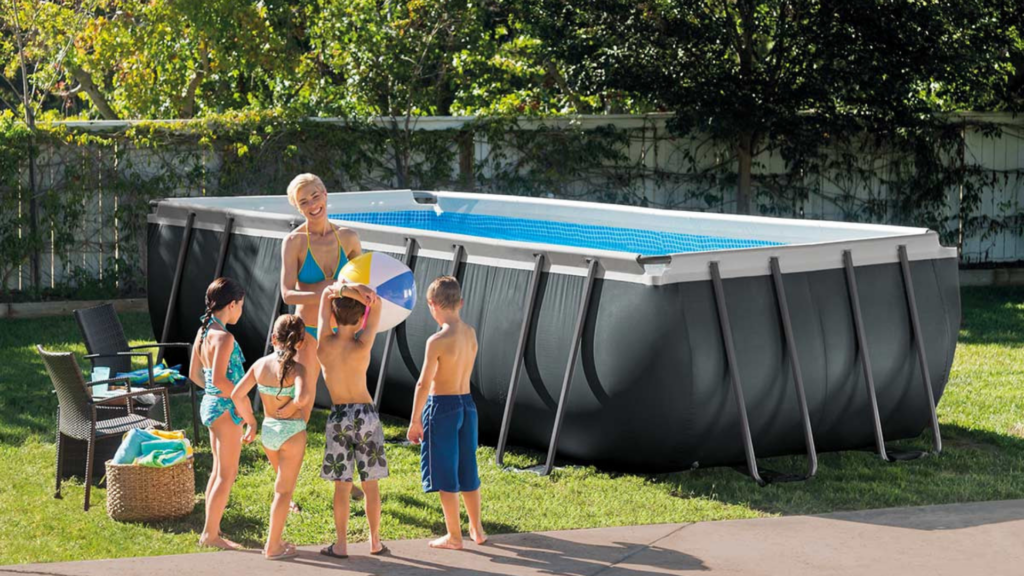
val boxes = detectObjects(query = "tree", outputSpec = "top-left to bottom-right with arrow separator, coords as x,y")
517,0 -> 1022,214
0,0 -> 87,289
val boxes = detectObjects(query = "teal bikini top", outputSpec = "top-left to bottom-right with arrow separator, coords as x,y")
297,225 -> 348,284
258,383 -> 296,398
201,317 -> 245,397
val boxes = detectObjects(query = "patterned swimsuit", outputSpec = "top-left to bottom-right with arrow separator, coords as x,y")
199,324 -> 246,427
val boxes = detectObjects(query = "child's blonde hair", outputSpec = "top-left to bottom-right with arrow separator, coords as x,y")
286,173 -> 326,206
427,276 -> 462,310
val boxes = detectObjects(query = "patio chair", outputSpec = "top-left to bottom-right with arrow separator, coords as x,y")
38,346 -> 170,511
73,303 -> 199,443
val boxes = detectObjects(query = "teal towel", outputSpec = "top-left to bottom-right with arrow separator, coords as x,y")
113,429 -> 159,464
136,449 -> 186,467
140,439 -> 186,453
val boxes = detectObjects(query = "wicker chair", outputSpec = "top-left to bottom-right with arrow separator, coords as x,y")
73,303 -> 198,443
38,346 -> 171,511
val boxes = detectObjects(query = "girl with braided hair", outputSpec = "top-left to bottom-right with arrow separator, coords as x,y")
231,314 -> 315,561
188,277 -> 247,550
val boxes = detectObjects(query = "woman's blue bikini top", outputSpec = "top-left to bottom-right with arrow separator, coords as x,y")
297,225 -> 348,284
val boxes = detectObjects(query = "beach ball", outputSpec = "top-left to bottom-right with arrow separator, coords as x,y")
338,252 -> 416,332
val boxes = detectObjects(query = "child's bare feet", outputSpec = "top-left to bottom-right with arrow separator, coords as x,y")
469,524 -> 488,545
429,534 -> 463,550
264,542 -> 298,560
199,532 -> 243,550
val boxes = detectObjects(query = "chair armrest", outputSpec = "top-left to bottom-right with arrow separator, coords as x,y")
93,388 -> 167,406
84,351 -> 154,388
84,376 -> 133,389
128,342 -> 191,351
84,351 -> 153,361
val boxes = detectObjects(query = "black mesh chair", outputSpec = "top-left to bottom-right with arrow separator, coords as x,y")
73,303 -> 198,443
38,346 -> 170,511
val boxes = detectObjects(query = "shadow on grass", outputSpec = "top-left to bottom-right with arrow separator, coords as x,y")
958,286 -> 1024,345
644,423 -> 1024,530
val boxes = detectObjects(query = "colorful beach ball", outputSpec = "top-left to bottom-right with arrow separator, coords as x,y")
338,252 -> 416,332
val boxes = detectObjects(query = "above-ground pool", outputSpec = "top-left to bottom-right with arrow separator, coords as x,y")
148,191 -> 959,479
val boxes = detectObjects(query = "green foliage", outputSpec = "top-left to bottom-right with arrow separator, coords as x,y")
0,112 -> 35,298
512,0 -> 1023,213
3,109 -> 1022,301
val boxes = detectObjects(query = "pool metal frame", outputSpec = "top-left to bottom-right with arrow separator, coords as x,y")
150,192 -> 951,482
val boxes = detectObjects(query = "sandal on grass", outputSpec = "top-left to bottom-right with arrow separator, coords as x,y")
320,544 -> 348,559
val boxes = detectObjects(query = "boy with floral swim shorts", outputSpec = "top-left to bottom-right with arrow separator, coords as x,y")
315,280 -> 390,558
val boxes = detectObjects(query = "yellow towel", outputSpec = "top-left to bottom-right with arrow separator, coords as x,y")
150,429 -> 183,440
149,429 -> 193,456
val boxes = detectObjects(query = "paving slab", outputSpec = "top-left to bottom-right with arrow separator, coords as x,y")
3,500 -> 1023,576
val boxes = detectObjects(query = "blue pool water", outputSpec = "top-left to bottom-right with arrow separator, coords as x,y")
330,210 -> 783,256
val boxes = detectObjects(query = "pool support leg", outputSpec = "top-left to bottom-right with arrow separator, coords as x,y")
769,257 -> 819,481
374,237 -> 418,410
438,245 -> 466,333
213,217 -> 235,278
156,211 -> 197,442
255,287 -> 284,415
842,250 -> 889,460
898,245 -> 943,455
448,244 -> 465,279
496,253 -> 545,467
710,261 -> 766,486
158,211 -> 195,364
541,257 -> 598,476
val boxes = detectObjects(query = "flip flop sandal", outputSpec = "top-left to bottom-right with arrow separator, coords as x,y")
266,544 -> 298,561
320,544 -> 348,559
370,543 -> 390,556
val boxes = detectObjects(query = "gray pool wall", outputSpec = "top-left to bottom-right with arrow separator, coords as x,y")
147,209 -> 959,472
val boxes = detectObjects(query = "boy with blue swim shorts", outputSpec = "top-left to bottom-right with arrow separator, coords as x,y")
407,276 -> 486,550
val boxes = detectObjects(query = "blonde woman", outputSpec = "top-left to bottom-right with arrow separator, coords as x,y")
279,173 -> 364,501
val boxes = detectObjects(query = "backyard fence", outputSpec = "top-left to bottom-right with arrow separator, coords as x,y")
1,112 -> 1022,300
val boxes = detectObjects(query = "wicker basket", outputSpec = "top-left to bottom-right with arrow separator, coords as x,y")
105,457 -> 195,522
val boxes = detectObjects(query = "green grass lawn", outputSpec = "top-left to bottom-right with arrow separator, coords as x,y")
1,286 -> 1022,565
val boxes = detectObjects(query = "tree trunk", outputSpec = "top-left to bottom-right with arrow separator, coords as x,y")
545,60 -> 584,112
457,129 -> 474,191
67,64 -> 120,120
13,16 -> 40,290
736,132 -> 754,215
26,137 -> 39,291
391,118 -> 408,188
180,47 -> 209,119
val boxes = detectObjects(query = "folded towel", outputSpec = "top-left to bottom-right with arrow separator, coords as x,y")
136,449 -> 187,468
140,439 -> 184,453
115,363 -> 186,385
112,429 -> 159,464
114,429 -> 193,465
147,430 -> 193,456
150,430 -> 184,441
